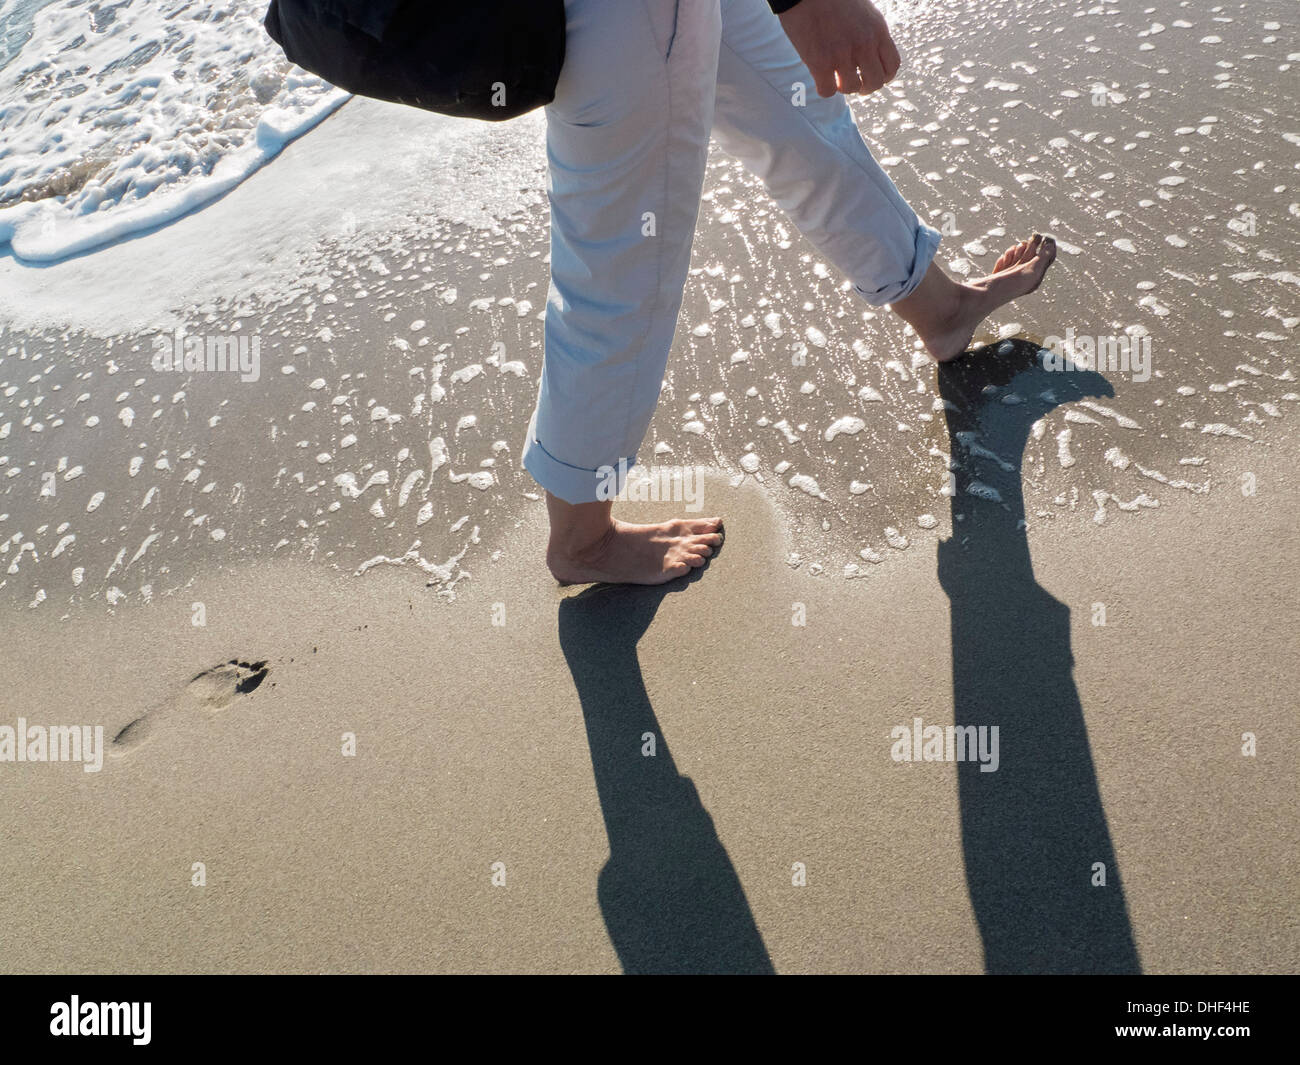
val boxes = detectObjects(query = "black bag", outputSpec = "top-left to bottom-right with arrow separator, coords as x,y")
263,0 -> 566,121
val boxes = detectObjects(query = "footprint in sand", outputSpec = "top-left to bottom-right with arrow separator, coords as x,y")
111,659 -> 270,754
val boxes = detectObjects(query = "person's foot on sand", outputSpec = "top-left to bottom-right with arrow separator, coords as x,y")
892,234 -> 1058,362
547,516 -> 724,586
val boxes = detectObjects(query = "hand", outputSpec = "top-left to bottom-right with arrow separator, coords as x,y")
778,0 -> 902,98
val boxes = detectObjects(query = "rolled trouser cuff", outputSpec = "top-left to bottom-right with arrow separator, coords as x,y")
854,220 -> 943,307
522,412 -> 640,504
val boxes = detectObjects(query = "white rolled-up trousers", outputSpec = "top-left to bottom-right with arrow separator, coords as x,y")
522,0 -> 942,504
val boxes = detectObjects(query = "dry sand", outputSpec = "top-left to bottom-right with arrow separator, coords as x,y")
0,429 -> 1294,973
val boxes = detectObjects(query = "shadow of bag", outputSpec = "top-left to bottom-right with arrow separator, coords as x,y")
263,0 -> 566,121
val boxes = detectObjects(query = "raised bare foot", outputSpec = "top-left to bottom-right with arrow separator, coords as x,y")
547,516 -> 724,586
893,234 -> 1058,362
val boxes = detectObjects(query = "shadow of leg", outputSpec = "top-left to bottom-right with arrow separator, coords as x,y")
558,577 -> 774,974
937,342 -> 1142,973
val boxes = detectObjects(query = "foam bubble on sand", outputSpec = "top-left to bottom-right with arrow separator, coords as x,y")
1092,490 -> 1160,525
355,534 -> 476,599
788,473 -> 827,500
955,431 -> 1014,472
1200,423 -> 1254,440
1056,428 -> 1076,468
129,533 -> 161,567
772,420 -> 801,444
450,470 -> 495,491
967,481 -> 1002,502
824,416 -> 866,441
429,437 -> 450,476
450,365 -> 484,386
1076,401 -> 1141,430
398,470 -> 424,507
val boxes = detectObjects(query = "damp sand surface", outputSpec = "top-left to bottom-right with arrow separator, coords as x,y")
0,464 -> 1295,973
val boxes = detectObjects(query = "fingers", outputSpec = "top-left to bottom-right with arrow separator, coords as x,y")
836,60 -> 864,95
810,60 -> 840,98
842,32 -> 899,96
795,21 -> 901,98
880,35 -> 901,83
853,49 -> 887,94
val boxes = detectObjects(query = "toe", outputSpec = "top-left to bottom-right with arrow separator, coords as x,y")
1028,237 -> 1056,279
673,516 -> 723,535
999,240 -> 1032,271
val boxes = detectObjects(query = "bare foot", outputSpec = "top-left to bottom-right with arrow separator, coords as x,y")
893,234 -> 1058,362
547,516 -> 724,586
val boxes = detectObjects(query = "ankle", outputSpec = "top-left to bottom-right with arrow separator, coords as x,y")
544,492 -> 618,566
547,519 -> 616,566
891,263 -> 964,330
